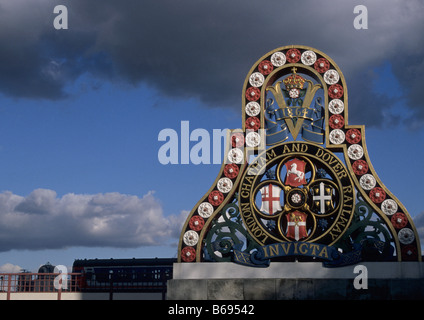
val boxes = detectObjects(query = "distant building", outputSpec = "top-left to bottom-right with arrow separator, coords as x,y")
17,262 -> 56,292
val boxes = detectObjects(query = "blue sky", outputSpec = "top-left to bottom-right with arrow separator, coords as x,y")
0,0 -> 423,272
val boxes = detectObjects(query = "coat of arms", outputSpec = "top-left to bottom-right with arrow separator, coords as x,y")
259,183 -> 282,215
286,211 -> 308,241
285,158 -> 307,187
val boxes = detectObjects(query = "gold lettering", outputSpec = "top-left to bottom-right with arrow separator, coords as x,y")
332,223 -> 342,234
247,162 -> 258,175
337,170 -> 347,179
245,175 -> 254,185
280,242 -> 292,255
245,216 -> 255,225
299,243 -> 309,254
343,192 -> 353,206
318,246 -> 328,258
258,155 -> 266,167
240,174 -> 255,198
342,209 -> 353,216
315,148 -> 324,158
333,163 -> 343,171
343,185 -> 353,194
266,148 -> 276,160
241,183 -> 250,192
241,190 -> 250,198
309,244 -> 319,256
269,244 -> 280,257
328,156 -> 338,166
329,231 -> 338,241
260,234 -> 269,243
247,220 -> 263,238
338,215 -> 349,226
330,214 -> 349,239
249,156 -> 266,176
322,153 -> 331,162
283,144 -> 291,154
240,203 -> 250,213
263,246 -> 269,258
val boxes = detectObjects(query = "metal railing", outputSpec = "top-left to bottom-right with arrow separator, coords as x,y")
0,272 -> 168,300
0,273 -> 81,296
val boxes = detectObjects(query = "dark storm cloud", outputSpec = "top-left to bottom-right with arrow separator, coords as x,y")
0,0 -> 423,127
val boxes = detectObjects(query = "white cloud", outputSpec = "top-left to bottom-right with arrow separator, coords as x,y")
0,189 -> 188,252
0,263 -> 22,273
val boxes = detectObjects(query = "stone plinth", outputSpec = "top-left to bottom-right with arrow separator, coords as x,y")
167,262 -> 424,300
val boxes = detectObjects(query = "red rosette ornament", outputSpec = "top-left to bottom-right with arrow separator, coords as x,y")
346,128 -> 362,144
231,132 -> 244,148
352,160 -> 369,175
224,163 -> 239,179
181,246 -> 196,262
189,215 -> 205,232
208,190 -> 224,206
245,116 -> 260,131
391,212 -> 408,229
329,114 -> 344,129
245,87 -> 260,101
258,60 -> 273,75
369,187 -> 386,203
328,84 -> 343,99
286,48 -> 301,63
314,58 -> 330,73
401,245 -> 418,261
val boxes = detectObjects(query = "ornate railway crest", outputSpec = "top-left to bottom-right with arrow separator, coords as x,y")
238,142 -> 355,249
178,45 -> 421,267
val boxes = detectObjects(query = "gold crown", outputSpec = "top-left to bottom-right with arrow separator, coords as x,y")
283,67 -> 306,90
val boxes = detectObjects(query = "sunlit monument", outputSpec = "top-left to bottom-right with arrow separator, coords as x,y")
168,45 -> 423,300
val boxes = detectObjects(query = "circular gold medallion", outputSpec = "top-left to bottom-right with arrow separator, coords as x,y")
238,141 -> 355,246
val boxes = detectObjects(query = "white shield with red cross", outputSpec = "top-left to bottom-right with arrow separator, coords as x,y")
259,183 -> 282,215
285,158 -> 307,187
286,211 -> 308,241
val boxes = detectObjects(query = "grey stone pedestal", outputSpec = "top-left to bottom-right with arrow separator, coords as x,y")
167,262 -> 424,300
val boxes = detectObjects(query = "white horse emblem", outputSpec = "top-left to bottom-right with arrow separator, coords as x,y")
287,163 -> 305,182
285,159 -> 307,187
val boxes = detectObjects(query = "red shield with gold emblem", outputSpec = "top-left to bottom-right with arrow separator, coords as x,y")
285,158 -> 307,187
286,211 -> 308,241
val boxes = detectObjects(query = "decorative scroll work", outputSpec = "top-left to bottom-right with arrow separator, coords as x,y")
177,45 -> 421,265
203,200 -> 260,263
335,195 -> 395,261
